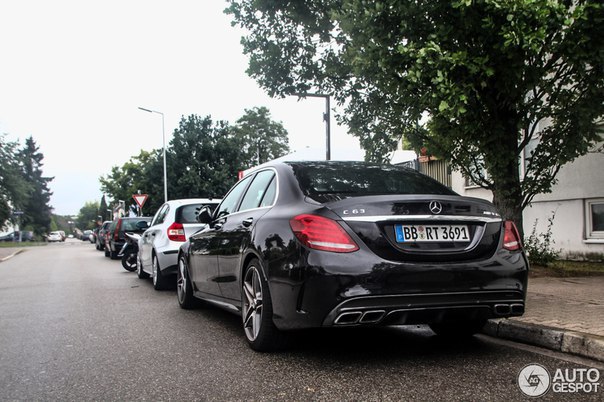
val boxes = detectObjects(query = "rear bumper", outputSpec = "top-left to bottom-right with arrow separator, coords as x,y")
323,290 -> 525,326
156,247 -> 179,275
268,248 -> 528,330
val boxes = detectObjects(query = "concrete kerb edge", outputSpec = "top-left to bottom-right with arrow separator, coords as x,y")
483,319 -> 604,363
0,249 -> 25,262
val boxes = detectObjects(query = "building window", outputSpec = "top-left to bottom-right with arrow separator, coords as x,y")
464,165 -> 489,188
586,199 -> 604,239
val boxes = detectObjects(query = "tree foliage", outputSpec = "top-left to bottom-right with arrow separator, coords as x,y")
98,194 -> 109,222
100,110 -> 289,214
99,149 -> 163,215
226,0 -> 604,234
233,107 -> 290,165
0,134 -> 30,229
77,201 -> 100,230
18,137 -> 54,235
167,115 -> 242,202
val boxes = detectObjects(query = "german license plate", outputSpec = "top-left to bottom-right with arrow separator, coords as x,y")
395,224 -> 470,243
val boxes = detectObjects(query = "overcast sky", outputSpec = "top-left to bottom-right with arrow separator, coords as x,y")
0,0 -> 364,216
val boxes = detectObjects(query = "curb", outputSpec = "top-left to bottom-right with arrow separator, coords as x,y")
483,319 -> 604,363
0,249 -> 25,262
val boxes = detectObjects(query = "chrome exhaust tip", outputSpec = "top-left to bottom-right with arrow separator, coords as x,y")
334,311 -> 362,325
494,304 -> 511,316
510,303 -> 525,315
359,310 -> 386,324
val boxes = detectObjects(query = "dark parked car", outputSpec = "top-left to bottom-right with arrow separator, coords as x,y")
0,231 -> 34,242
96,221 -> 112,251
177,161 -> 529,351
0,232 -> 16,242
105,217 -> 151,259
81,230 -> 94,242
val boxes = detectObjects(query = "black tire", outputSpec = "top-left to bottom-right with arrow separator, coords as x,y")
429,319 -> 487,338
152,254 -> 168,290
121,252 -> 137,272
241,259 -> 287,352
177,254 -> 198,309
137,254 -> 149,279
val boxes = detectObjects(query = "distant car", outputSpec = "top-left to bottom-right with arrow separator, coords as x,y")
47,231 -> 64,242
177,161 -> 528,351
105,217 -> 152,259
81,230 -> 93,242
138,198 -> 220,290
0,232 -> 15,242
96,221 -> 112,251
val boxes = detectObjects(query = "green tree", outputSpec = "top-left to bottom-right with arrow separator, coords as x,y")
227,0 -> 604,235
0,134 -> 30,228
167,114 -> 244,201
233,106 -> 290,167
19,137 -> 54,236
76,201 -> 100,230
98,194 -> 109,222
99,149 -> 164,215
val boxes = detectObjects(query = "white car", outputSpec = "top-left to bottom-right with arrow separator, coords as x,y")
138,198 -> 220,290
47,231 -> 64,242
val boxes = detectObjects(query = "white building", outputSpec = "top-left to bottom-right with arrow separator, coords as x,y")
451,147 -> 604,260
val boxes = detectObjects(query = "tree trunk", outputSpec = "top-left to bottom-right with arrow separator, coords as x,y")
488,112 -> 525,240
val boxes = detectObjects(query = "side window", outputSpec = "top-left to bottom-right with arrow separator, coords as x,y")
152,204 -> 169,226
239,170 -> 276,212
259,176 -> 276,207
215,176 -> 252,219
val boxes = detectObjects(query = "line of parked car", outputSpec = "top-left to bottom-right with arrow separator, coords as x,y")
90,160 -> 530,352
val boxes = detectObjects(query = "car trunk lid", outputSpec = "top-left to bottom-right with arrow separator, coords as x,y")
323,194 -> 503,262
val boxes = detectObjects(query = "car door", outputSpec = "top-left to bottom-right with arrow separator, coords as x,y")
216,170 -> 277,301
141,203 -> 169,270
189,176 -> 253,296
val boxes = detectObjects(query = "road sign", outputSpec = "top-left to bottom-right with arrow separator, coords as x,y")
132,194 -> 148,209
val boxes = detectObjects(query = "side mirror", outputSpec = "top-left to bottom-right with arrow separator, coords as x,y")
136,220 -> 150,230
197,206 -> 213,224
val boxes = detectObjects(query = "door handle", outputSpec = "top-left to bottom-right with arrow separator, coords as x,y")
242,218 -> 254,227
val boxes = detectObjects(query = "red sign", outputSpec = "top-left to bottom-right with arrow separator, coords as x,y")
132,194 -> 148,209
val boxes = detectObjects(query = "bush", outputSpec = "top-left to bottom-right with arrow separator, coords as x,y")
524,212 -> 560,266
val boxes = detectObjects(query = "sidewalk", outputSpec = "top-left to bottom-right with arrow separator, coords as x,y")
1,246 -> 603,362
0,247 -> 25,262
482,275 -> 604,363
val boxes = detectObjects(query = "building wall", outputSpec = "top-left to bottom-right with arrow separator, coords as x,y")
451,151 -> 604,259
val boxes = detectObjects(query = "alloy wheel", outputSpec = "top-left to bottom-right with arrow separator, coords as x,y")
242,266 -> 263,341
177,257 -> 187,304
152,256 -> 158,287
136,254 -> 142,276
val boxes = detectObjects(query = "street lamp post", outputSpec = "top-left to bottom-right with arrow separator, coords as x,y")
138,106 -> 168,203
292,93 -> 331,160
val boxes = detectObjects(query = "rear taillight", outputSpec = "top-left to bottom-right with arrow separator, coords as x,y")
503,220 -> 522,251
289,214 -> 359,253
167,222 -> 186,242
114,220 -> 121,241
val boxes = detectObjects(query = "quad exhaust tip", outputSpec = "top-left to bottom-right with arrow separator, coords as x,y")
494,303 -> 525,316
334,310 -> 386,325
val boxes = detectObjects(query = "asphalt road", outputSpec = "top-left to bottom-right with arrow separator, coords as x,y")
0,241 -> 602,401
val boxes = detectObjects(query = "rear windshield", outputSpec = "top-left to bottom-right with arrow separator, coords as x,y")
121,218 -> 151,231
290,162 -> 456,203
177,203 -> 219,224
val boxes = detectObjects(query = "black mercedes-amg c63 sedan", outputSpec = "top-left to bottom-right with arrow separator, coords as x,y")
177,161 -> 528,351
